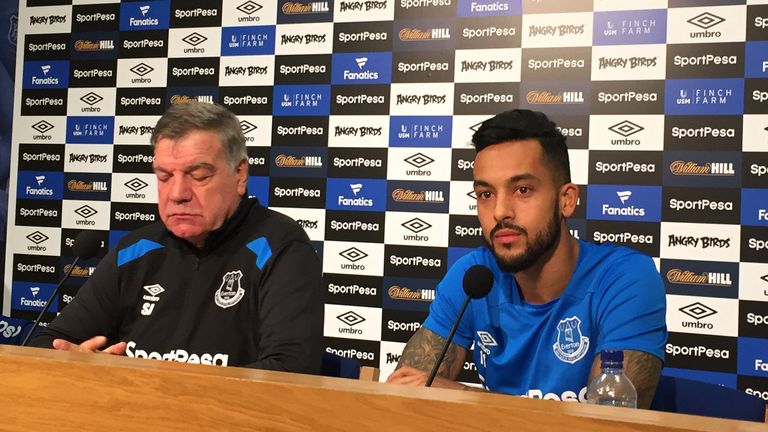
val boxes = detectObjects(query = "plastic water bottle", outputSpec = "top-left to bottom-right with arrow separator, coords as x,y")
586,350 -> 637,408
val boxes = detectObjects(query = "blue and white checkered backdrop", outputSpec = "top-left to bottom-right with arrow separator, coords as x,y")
2,0 -> 767,401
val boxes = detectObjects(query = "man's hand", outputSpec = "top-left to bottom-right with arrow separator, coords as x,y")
52,336 -> 127,355
386,365 -> 468,390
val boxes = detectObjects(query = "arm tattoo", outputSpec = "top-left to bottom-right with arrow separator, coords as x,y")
589,350 -> 662,409
396,327 -> 467,380
623,350 -> 662,409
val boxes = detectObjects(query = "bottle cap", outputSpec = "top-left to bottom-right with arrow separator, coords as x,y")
600,349 -> 623,364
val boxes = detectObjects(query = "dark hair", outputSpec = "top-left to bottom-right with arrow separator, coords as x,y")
471,109 -> 571,185
151,102 -> 247,170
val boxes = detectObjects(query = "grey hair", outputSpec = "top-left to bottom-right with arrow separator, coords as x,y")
150,102 -> 247,170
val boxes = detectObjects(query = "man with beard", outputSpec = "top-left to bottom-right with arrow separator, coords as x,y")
386,109 -> 666,409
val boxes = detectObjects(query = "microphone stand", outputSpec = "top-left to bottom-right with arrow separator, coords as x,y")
20,256 -> 80,346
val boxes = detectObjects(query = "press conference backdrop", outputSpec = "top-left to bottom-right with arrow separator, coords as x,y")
1,0 -> 767,402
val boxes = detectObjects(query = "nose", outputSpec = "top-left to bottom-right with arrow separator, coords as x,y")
493,191 -> 515,223
168,175 -> 192,204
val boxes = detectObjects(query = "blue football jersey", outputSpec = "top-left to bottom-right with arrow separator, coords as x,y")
423,240 -> 667,402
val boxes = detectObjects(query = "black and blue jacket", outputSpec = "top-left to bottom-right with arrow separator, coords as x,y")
30,198 -> 323,374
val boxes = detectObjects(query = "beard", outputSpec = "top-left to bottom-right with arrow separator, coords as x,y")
484,202 -> 562,273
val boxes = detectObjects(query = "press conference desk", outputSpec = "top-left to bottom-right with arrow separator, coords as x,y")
0,345 -> 763,432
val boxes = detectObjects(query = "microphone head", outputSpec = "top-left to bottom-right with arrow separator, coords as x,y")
462,265 -> 494,299
72,231 -> 103,260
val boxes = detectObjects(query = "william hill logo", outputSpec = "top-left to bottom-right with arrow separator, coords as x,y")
274,154 -> 323,168
399,27 -> 451,41
67,179 -> 108,192
282,1 -> 329,13
170,94 -> 215,105
391,188 -> 444,203
666,269 -> 732,287
388,285 -> 435,301
63,263 -> 95,278
526,91 -> 584,105
669,161 -> 735,176
74,39 -> 115,52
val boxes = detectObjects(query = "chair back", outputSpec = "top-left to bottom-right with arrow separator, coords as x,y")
320,352 -> 361,379
651,375 -> 766,422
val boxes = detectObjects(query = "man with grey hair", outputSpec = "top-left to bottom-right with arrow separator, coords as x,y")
29,102 -> 323,374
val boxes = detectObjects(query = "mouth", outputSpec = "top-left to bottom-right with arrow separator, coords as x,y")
168,213 -> 200,219
493,229 -> 522,244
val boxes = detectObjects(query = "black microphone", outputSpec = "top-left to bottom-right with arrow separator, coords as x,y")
425,264 -> 494,387
20,230 -> 103,347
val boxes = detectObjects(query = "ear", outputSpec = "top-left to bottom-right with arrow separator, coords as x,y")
559,183 -> 579,218
235,159 -> 247,197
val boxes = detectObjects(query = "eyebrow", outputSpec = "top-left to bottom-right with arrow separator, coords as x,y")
152,162 -> 216,174
473,173 -> 539,188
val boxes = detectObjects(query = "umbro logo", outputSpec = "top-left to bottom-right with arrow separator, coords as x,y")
401,218 -> 431,234
337,310 -> 365,327
679,302 -> 717,320
339,247 -> 367,262
608,120 -> 643,137
687,12 -> 725,30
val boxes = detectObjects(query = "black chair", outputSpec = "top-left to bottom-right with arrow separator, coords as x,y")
320,352 -> 361,379
651,375 -> 766,422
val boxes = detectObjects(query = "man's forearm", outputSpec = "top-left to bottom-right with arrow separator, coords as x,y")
396,327 -> 466,380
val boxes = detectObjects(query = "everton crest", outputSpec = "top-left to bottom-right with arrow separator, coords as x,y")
552,316 -> 590,364
215,270 -> 245,309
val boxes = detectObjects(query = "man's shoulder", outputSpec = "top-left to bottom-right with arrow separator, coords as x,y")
116,222 -> 168,249
241,203 -> 311,247
579,240 -> 654,269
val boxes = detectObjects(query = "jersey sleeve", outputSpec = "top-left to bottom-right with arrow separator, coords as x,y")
592,252 -> 667,362
246,240 -> 323,374
28,248 -> 122,348
422,254 -> 477,349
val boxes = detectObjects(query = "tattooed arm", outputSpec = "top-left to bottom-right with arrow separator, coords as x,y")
386,327 -> 483,391
588,350 -> 662,409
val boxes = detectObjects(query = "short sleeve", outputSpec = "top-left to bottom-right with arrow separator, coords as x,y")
422,254 -> 478,349
593,252 -> 667,361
